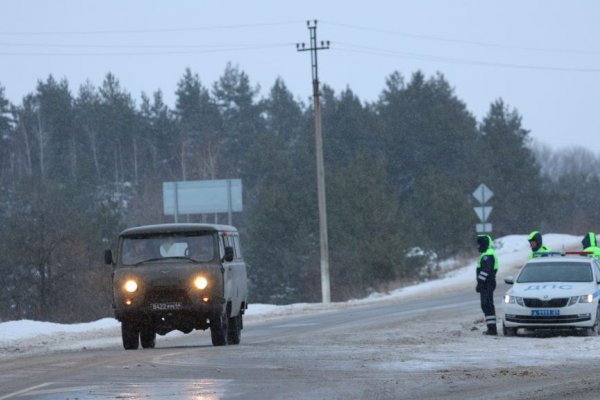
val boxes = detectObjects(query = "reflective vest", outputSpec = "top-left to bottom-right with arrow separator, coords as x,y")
478,248 -> 498,271
529,245 -> 552,259
584,246 -> 600,260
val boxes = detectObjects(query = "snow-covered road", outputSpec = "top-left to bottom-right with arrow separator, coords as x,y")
4,233 -> 600,400
0,234 -> 585,364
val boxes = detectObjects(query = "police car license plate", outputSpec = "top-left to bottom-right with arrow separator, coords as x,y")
531,309 -> 560,317
151,302 -> 182,311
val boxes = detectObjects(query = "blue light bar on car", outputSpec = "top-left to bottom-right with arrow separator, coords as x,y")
532,251 -> 563,257
531,251 -> 592,257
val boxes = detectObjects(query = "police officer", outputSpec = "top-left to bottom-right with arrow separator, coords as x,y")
582,232 -> 600,259
476,234 -> 498,335
528,230 -> 552,258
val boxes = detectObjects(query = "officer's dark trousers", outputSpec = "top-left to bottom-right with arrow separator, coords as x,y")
480,285 -> 496,331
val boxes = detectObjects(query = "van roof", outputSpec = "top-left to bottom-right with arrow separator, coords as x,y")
120,223 -> 238,237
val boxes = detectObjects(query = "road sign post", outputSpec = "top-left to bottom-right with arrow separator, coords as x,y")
473,184 -> 493,234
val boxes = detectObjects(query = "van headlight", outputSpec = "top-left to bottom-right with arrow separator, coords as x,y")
194,276 -> 208,290
124,279 -> 138,293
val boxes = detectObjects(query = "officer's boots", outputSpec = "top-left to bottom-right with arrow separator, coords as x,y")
484,324 -> 498,336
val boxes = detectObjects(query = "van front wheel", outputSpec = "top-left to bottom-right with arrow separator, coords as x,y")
121,321 -> 140,350
210,311 -> 228,346
140,326 -> 156,348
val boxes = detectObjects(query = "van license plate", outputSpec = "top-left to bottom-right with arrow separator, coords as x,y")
151,302 -> 182,311
531,309 -> 559,317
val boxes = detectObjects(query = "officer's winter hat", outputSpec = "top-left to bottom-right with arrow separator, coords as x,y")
528,231 -> 543,250
582,232 -> 597,249
477,235 -> 492,252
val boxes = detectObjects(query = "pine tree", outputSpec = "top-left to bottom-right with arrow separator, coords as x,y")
11,94 -> 40,178
174,68 -> 223,182
213,63 -> 264,179
0,84 -> 14,183
535,146 -> 600,232
375,71 -> 480,255
376,71 -> 479,192
320,86 -> 377,168
73,82 -> 103,183
479,99 -> 544,235
245,79 -> 318,303
327,154 -> 407,298
35,76 -> 77,182
0,84 -> 10,134
139,90 -> 178,181
97,73 -> 138,186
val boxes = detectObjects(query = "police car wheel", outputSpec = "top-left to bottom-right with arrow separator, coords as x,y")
585,307 -> 600,336
502,322 -> 517,337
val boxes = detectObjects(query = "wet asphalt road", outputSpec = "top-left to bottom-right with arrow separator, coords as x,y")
0,292 -> 476,399
3,287 -> 600,399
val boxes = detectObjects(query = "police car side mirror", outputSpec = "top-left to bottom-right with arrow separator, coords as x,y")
104,249 -> 114,265
504,276 -> 514,285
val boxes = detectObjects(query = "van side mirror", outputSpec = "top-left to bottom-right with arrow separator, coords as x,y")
104,249 -> 114,265
504,276 -> 514,285
223,246 -> 234,262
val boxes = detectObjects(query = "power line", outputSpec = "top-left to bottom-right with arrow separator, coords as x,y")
0,43 -> 292,57
323,20 -> 600,56
332,41 -> 600,73
0,41 -> 292,49
0,20 -> 303,36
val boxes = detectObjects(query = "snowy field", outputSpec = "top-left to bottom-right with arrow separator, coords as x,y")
0,233 -> 589,369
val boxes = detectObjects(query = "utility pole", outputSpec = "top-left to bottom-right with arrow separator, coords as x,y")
297,20 -> 331,304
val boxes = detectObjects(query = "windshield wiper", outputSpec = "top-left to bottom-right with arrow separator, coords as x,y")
133,257 -> 164,266
133,256 -> 198,266
163,256 -> 199,263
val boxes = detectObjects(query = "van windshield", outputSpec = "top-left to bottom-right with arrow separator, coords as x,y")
120,232 -> 216,265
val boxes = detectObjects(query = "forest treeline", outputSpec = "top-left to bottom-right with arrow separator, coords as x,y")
0,64 -> 598,322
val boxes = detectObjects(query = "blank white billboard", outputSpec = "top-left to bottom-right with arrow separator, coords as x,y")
163,179 -> 242,215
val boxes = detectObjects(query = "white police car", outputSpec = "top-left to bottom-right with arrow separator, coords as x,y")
502,253 -> 600,336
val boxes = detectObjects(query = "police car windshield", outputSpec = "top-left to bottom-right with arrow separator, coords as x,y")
517,262 -> 593,283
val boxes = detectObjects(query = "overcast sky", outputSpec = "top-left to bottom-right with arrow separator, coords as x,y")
1,1 -> 599,153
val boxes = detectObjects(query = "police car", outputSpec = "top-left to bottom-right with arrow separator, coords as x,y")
502,252 -> 600,336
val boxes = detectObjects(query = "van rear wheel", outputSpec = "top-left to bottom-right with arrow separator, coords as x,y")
227,314 -> 242,345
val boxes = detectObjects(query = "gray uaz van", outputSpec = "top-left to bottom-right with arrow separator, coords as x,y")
105,223 -> 248,349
